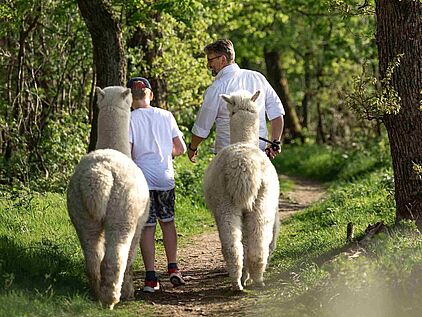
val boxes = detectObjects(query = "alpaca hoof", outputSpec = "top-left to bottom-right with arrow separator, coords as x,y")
231,281 -> 244,291
99,293 -> 119,310
252,281 -> 265,289
121,284 -> 134,301
241,272 -> 250,287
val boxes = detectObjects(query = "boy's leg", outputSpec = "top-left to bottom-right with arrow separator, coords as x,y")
140,225 -> 156,272
160,220 -> 177,264
140,190 -> 160,293
159,220 -> 185,286
140,225 -> 160,292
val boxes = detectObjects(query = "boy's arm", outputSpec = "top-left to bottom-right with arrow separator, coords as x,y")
172,136 -> 186,157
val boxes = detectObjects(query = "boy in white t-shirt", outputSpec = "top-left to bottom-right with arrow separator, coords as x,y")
128,77 -> 187,293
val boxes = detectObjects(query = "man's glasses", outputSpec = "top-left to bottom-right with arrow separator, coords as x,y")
207,55 -> 222,62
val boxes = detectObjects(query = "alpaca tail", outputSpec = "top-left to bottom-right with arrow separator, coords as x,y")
81,169 -> 113,222
225,156 -> 262,211
68,156 -> 114,222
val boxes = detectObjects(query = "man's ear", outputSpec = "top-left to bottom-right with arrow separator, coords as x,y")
149,90 -> 154,101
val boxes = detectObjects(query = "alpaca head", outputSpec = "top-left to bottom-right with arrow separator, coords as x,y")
221,90 -> 260,145
95,86 -> 133,157
96,86 -> 132,111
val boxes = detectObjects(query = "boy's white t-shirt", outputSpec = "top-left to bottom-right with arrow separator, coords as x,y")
129,107 -> 182,190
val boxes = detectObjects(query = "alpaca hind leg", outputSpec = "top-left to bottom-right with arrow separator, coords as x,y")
267,210 -> 280,268
244,213 -> 273,288
241,233 -> 250,287
74,221 -> 104,300
215,211 -> 244,291
99,221 -> 135,309
121,221 -> 143,300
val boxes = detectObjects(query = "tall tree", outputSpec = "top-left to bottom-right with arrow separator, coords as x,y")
77,0 -> 126,152
375,0 -> 422,228
264,50 -> 304,142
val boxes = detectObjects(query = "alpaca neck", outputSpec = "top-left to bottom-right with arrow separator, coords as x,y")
230,118 -> 259,146
96,107 -> 131,157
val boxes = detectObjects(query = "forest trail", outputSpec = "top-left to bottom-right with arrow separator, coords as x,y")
133,175 -> 327,316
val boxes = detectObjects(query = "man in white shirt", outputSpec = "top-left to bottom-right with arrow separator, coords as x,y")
128,77 -> 187,293
188,39 -> 285,162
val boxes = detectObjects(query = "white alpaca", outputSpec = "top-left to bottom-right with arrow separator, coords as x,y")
203,90 -> 280,291
67,86 -> 149,309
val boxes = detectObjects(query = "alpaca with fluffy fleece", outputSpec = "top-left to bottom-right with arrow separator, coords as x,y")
67,86 -> 150,309
203,90 -> 280,291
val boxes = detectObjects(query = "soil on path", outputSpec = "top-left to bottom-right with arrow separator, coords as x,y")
133,175 -> 326,316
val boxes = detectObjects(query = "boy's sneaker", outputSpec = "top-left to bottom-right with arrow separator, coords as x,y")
143,279 -> 160,293
168,269 -> 186,287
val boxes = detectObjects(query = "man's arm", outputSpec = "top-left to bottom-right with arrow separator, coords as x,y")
267,116 -> 284,160
271,116 -> 284,142
187,134 -> 204,163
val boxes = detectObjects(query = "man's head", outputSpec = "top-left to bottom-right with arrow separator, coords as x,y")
204,39 -> 235,76
127,77 -> 153,102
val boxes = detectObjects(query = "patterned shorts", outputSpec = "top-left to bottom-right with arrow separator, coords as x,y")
145,188 -> 175,226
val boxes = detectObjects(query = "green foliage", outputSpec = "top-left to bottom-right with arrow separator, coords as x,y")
0,1 -> 13,20
273,137 -> 391,182
346,54 -> 403,121
123,0 -> 214,130
2,110 -> 90,192
173,155 -> 214,236
0,0 -> 93,192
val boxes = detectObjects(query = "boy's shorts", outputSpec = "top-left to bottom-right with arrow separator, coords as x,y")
145,188 -> 175,226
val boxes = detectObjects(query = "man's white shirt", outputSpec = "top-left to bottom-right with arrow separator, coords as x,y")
192,63 -> 285,153
129,107 -> 182,190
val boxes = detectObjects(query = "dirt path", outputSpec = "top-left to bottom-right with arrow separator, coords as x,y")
133,175 -> 326,316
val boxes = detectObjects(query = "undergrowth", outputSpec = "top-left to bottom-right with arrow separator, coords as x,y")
2,138 -> 421,316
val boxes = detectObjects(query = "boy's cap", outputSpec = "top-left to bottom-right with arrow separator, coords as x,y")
127,77 -> 152,90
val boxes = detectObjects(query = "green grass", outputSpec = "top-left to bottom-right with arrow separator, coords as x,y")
2,139 -> 422,316
253,140 -> 422,316
273,138 -> 391,182
0,154 -> 213,316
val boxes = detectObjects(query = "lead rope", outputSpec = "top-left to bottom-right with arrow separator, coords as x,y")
259,137 -> 281,156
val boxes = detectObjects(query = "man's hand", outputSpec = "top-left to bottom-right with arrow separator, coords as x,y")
265,140 -> 281,160
187,143 -> 198,163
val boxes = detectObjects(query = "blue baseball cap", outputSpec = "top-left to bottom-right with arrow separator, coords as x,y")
126,77 -> 152,90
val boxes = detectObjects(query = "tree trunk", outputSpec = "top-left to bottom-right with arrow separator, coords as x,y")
301,53 -> 312,129
316,102 -> 326,144
376,0 -> 422,228
264,50 -> 304,143
77,0 -> 126,152
127,8 -> 167,109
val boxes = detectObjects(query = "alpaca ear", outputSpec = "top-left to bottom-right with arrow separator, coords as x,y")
221,94 -> 234,112
221,94 -> 232,105
122,88 -> 131,99
251,90 -> 260,102
96,87 -> 105,103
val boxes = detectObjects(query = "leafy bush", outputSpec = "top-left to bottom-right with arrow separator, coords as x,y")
273,137 -> 392,183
